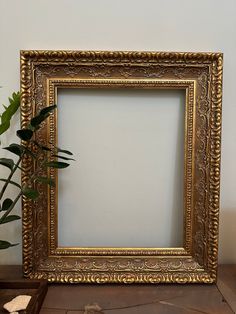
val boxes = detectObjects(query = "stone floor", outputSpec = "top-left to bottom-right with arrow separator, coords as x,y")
1,265 -> 236,313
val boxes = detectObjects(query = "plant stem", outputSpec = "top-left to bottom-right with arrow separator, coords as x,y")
0,191 -> 22,223
0,156 -> 22,201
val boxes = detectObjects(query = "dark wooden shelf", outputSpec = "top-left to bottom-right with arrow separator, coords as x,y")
0,280 -> 47,314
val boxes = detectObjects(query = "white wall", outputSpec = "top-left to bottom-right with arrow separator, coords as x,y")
0,0 -> 235,264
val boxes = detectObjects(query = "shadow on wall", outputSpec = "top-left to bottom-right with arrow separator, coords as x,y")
219,209 -> 236,263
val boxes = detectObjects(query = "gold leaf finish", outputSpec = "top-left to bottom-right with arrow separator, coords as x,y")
20,50 -> 223,283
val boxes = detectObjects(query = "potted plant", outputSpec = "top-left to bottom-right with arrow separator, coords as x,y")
0,91 -> 74,313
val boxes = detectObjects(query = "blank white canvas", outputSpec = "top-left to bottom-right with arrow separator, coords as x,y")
57,89 -> 185,248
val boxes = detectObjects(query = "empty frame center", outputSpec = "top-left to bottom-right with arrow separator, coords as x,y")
57,88 -> 185,248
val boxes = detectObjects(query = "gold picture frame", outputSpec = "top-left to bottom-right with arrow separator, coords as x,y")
20,50 -> 223,283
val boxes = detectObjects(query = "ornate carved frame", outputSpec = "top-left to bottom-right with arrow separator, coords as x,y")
20,50 -> 223,284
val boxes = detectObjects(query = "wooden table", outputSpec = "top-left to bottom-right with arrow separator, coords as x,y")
1,265 -> 236,313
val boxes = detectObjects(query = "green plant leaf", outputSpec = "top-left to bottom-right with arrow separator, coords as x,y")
40,104 -> 57,116
3,143 -> 24,156
30,105 -> 57,128
52,154 -> 75,161
2,198 -> 13,211
1,92 -> 20,123
0,179 -> 21,189
0,240 -> 19,249
22,187 -> 39,199
0,158 -> 14,170
0,215 -> 21,225
41,145 -> 51,152
35,176 -> 55,187
41,145 -> 51,151
33,141 -> 51,152
0,121 -> 10,135
30,115 -> 47,128
0,92 -> 20,135
23,147 -> 36,159
3,144 -> 35,158
45,161 -> 70,169
56,147 -> 73,155
17,129 -> 33,141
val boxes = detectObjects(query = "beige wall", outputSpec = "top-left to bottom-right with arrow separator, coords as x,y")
0,0 -> 235,264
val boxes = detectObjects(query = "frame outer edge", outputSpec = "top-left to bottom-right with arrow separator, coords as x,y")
20,50 -> 222,64
20,50 -> 34,277
20,50 -> 223,283
208,53 -> 223,281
